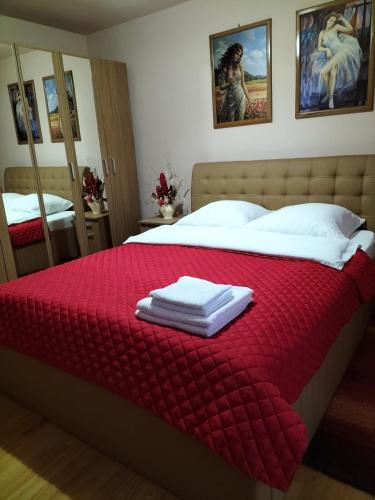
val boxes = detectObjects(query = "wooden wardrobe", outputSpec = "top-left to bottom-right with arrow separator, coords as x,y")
0,44 -> 140,281
91,59 -> 140,246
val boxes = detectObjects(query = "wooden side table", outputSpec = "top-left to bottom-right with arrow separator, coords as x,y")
84,211 -> 112,253
139,215 -> 183,233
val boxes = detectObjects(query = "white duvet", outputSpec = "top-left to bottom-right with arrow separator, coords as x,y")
5,208 -> 75,231
125,225 -> 360,270
5,208 -> 42,225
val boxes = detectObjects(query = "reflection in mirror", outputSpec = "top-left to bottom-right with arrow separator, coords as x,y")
61,53 -> 112,254
17,47 -> 83,268
0,43 -> 50,277
0,242 -> 8,283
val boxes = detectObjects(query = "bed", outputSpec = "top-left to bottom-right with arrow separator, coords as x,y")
0,155 -> 374,500
3,166 -> 88,275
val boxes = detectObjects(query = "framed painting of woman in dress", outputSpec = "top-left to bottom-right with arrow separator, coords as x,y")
209,19 -> 272,129
296,0 -> 374,118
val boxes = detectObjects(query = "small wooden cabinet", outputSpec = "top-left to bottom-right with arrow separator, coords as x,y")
85,212 -> 112,254
139,216 -> 183,233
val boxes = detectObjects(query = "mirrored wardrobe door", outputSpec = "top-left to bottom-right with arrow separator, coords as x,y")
17,46 -> 87,265
51,52 -> 90,257
0,42 -> 47,278
13,45 -> 60,274
0,245 -> 8,283
0,188 -> 17,281
59,52 -> 112,254
0,43 -> 17,281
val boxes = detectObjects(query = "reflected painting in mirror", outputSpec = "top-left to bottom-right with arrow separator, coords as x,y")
7,80 -> 43,144
43,70 -> 81,142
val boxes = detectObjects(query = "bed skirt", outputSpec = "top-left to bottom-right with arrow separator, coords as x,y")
0,300 -> 373,500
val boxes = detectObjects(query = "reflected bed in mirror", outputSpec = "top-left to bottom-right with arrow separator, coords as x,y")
3,166 -> 88,275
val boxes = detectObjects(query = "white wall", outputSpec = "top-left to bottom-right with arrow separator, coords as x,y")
87,0 -> 375,217
0,15 -> 87,55
0,50 -> 102,186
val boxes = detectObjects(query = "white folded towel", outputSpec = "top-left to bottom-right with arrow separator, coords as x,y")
149,276 -> 232,316
136,286 -> 252,337
150,289 -> 233,317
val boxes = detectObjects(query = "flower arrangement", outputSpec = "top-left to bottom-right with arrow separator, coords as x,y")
82,170 -> 105,204
82,170 -> 105,214
149,165 -> 189,218
151,171 -> 177,207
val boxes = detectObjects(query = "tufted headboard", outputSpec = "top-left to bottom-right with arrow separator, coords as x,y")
192,155 -> 375,231
4,166 -> 90,202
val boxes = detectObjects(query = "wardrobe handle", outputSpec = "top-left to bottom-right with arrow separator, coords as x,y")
69,161 -> 75,181
102,159 -> 109,177
111,158 -> 117,175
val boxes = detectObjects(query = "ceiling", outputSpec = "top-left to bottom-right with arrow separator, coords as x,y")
0,0 -> 190,35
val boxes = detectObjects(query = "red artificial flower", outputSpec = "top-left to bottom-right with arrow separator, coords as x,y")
159,172 -> 169,194
151,171 -> 177,207
82,171 -> 105,203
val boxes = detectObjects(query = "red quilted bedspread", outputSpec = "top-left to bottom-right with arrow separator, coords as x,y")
8,217 -> 44,248
0,244 -> 374,491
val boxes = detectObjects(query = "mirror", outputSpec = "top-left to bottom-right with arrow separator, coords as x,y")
0,42 -> 51,276
17,46 -> 84,268
61,53 -> 112,254
0,243 -> 8,283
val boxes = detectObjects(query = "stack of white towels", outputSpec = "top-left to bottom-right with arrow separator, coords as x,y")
135,276 -> 253,337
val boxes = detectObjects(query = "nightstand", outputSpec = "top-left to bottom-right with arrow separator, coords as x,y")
84,211 -> 112,253
139,215 -> 183,233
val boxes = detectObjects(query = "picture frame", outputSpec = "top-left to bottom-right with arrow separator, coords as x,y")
209,19 -> 272,129
8,80 -> 43,145
296,0 -> 374,118
42,70 -> 81,142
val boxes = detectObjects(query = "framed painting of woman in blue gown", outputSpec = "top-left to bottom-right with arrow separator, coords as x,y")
8,80 -> 43,145
296,0 -> 374,118
209,19 -> 272,128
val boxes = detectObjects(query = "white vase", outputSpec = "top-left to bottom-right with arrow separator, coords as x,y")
160,204 -> 174,219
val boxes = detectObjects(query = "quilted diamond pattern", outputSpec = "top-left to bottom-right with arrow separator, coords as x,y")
0,245 -> 374,491
8,217 -> 45,248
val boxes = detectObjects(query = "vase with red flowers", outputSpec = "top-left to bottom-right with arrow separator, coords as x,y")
82,170 -> 105,214
151,171 -> 178,219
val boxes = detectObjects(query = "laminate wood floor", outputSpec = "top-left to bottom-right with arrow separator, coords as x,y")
0,395 -> 373,500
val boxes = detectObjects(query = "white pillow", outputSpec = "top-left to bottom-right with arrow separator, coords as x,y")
9,193 -> 73,215
246,203 -> 365,239
175,200 -> 270,228
2,192 -> 25,210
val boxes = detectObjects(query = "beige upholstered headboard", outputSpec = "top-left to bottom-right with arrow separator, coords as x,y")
192,155 -> 375,232
4,166 -> 90,202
